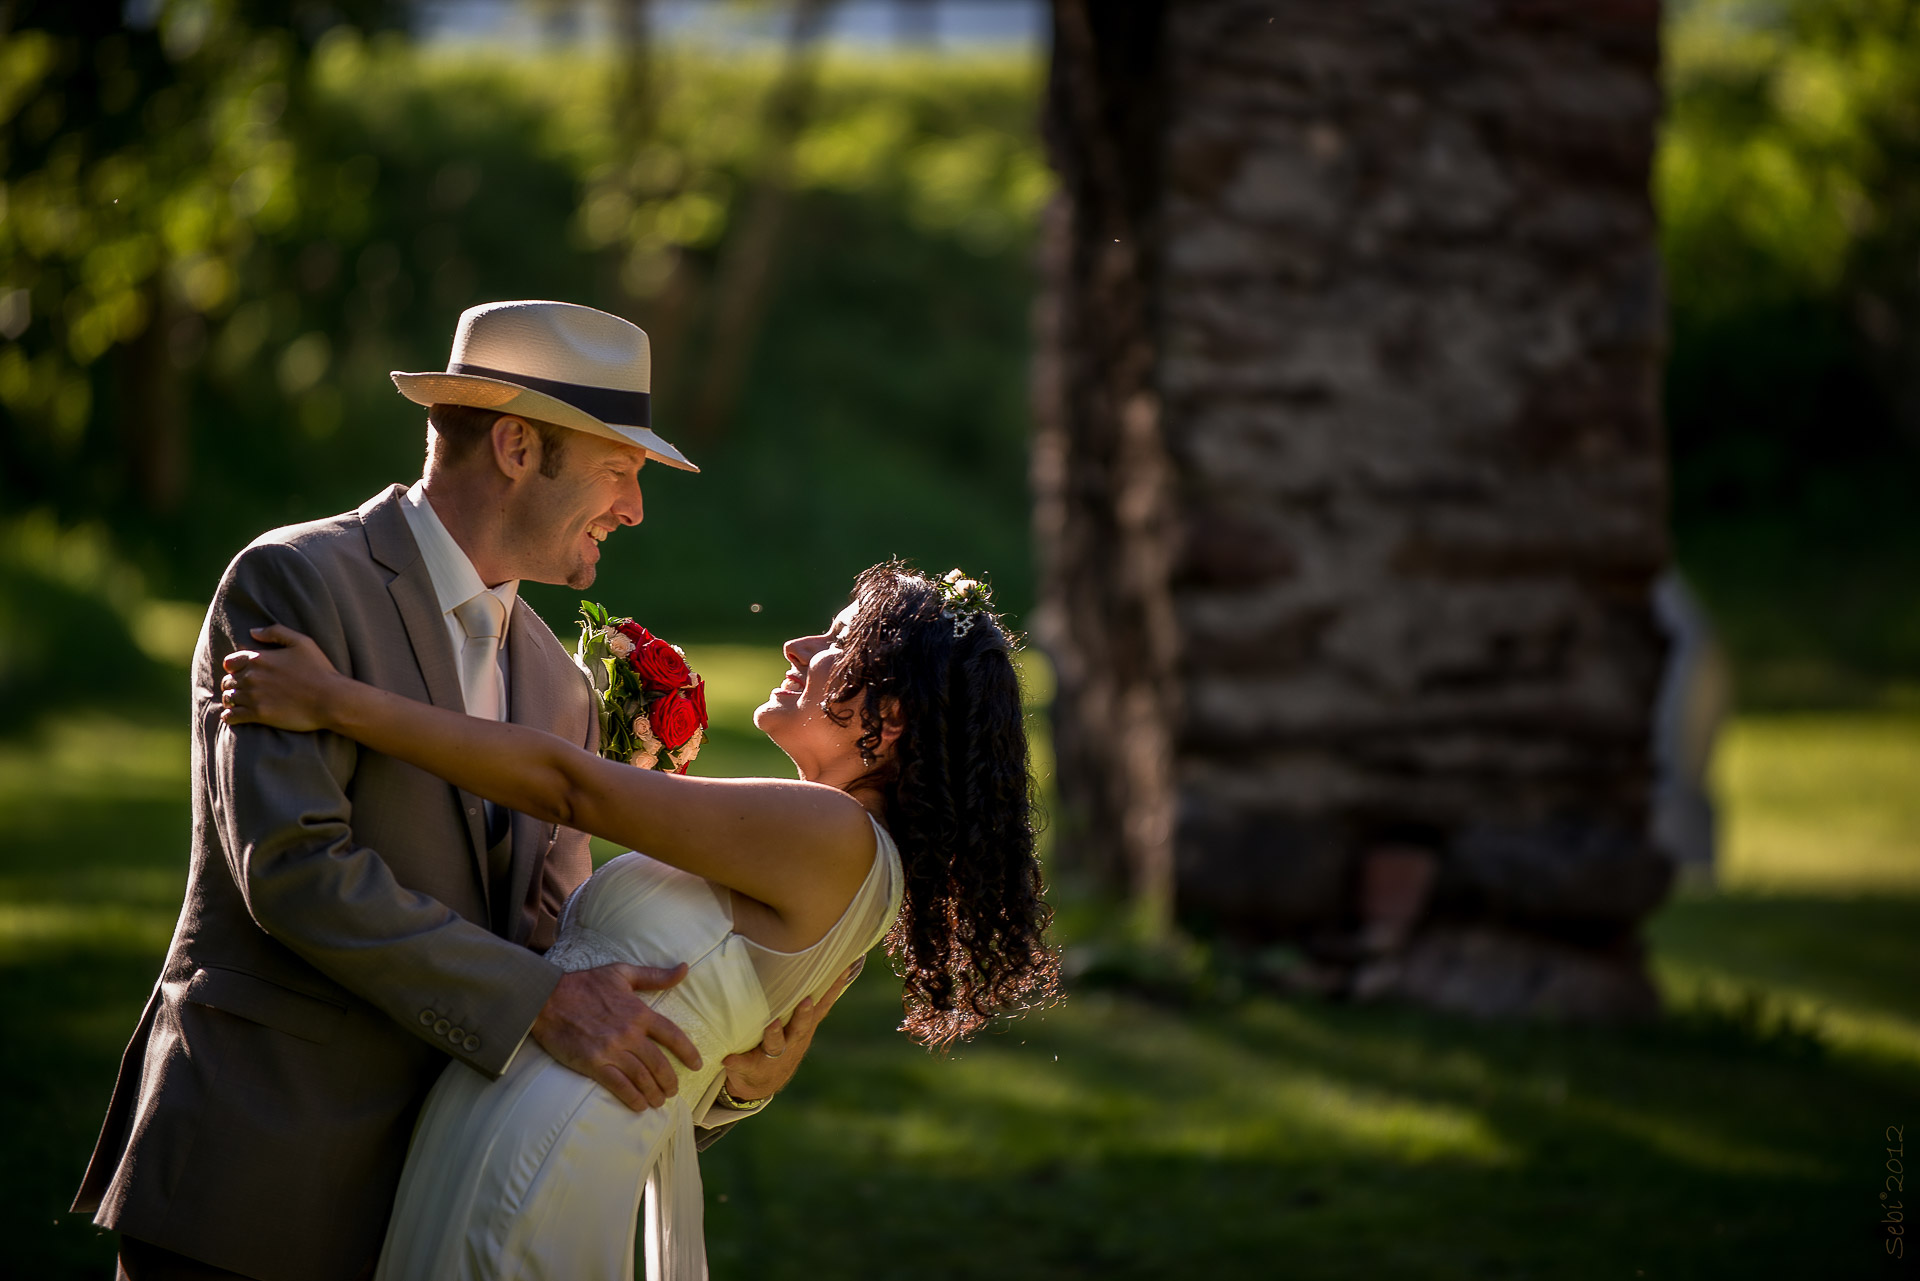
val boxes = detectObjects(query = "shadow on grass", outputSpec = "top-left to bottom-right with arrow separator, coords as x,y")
4,714 -> 1915,1279
1650,891 -> 1920,1027
703,959 -> 1917,1280
0,714 -> 192,1275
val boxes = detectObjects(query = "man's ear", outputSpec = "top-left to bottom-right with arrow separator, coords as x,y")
489,415 -> 537,481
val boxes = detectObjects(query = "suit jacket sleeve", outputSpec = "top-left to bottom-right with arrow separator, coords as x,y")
208,540 -> 560,1078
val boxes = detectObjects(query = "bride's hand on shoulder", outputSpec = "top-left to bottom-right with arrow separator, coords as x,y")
220,623 -> 344,733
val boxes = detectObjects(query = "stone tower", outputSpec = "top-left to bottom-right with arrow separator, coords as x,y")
1034,0 -> 1672,1015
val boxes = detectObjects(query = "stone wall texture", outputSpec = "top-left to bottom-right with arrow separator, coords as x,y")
1036,0 -> 1673,1014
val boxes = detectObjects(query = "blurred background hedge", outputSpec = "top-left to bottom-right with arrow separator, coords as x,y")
1660,0 -> 1920,706
4,0 -> 1920,713
1,5 -> 1047,726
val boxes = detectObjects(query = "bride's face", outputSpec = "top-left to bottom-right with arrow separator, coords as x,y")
753,601 -> 866,775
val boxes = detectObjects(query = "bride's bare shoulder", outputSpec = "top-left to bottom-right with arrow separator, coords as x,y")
685,774 -> 874,857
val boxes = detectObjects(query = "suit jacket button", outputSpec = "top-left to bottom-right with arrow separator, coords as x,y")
433,1018 -> 451,1036
447,1025 -> 464,1043
464,1035 -> 481,1052
419,1010 -> 435,1026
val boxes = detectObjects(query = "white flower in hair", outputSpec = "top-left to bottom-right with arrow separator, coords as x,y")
937,568 -> 990,638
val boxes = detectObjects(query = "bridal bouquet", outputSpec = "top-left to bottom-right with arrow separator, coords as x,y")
574,600 -> 708,773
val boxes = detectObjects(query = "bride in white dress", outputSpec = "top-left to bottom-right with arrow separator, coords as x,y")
219,563 -> 1058,1281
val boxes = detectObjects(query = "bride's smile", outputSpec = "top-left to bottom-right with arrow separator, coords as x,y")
753,602 -> 874,787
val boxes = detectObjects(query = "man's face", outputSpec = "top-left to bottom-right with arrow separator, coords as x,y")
504,431 -> 648,588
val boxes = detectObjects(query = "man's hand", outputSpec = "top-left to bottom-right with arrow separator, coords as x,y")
721,955 -> 863,1103
531,963 -> 701,1112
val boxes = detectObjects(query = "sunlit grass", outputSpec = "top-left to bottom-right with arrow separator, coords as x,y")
1637,707 -> 1920,1076
3,701 -> 1916,1276
0,713 -> 188,806
1713,709 -> 1920,893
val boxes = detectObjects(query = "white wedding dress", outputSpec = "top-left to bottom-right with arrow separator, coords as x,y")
374,815 -> 903,1281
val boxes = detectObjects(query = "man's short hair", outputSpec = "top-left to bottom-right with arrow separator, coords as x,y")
427,403 -> 570,479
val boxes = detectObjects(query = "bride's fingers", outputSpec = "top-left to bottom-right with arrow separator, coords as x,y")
222,649 -> 261,673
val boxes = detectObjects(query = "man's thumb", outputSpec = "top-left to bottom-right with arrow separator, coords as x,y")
617,962 -> 688,992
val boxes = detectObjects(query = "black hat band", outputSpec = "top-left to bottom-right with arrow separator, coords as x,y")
450,363 -> 651,430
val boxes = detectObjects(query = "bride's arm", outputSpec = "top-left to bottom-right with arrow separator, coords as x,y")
221,625 -> 873,928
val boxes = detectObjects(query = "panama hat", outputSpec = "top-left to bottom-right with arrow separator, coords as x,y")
392,300 -> 697,472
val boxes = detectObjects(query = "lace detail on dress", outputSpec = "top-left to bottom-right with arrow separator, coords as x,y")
543,925 -> 633,974
542,875 -> 637,973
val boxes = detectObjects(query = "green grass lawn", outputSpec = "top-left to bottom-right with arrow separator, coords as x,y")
2,652 -> 1914,1278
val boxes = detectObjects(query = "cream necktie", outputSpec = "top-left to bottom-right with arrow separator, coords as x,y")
452,591 -> 507,723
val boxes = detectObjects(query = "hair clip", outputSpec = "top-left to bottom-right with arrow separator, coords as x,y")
935,570 -> 991,641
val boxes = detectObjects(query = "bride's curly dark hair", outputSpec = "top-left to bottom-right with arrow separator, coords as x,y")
823,561 -> 1059,1048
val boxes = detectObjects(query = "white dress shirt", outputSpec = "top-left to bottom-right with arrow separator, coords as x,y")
399,480 -> 536,1069
398,480 -> 520,722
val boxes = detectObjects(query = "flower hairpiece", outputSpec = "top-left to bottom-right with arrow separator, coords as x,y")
936,568 -> 992,639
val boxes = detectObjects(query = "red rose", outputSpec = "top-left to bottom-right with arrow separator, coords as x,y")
630,637 -> 691,691
650,689 -> 699,750
615,620 -> 653,647
686,678 -> 708,730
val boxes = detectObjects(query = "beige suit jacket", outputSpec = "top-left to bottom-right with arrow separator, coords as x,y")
72,485 -> 598,1281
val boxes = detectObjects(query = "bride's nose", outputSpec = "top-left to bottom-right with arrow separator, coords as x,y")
783,634 -> 824,668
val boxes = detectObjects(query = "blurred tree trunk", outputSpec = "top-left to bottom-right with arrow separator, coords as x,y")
1036,0 -> 1673,1015
610,0 -> 656,138
1032,0 -> 1179,936
605,0 -> 699,408
691,0 -> 837,436
117,281 -> 185,514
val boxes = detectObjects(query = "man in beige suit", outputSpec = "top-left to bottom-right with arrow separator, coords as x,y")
74,302 -> 818,1280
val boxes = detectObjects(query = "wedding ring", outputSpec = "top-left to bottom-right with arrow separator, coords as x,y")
761,1047 -> 783,1059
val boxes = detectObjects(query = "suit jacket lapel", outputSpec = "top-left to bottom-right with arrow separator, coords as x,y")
504,598 -> 565,945
361,486 -> 494,915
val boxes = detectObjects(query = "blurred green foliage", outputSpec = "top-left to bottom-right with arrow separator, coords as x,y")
2,4 -> 1046,727
10,0 -> 1920,723
0,0 -> 403,500
1661,0 -> 1920,702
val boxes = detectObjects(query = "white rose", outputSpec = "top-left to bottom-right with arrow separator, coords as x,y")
607,631 -> 635,659
631,712 -> 662,753
669,727 -> 704,773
